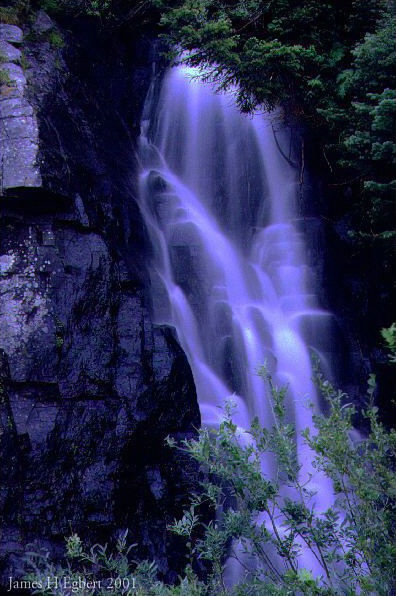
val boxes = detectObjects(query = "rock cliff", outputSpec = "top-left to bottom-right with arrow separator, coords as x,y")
0,14 -> 199,584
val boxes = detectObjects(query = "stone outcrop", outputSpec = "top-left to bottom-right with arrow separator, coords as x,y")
0,14 -> 199,584
0,24 -> 42,190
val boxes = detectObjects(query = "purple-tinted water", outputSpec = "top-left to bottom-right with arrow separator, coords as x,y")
138,65 -> 336,577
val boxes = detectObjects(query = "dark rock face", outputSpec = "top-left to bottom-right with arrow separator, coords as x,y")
300,136 -> 395,420
0,15 -> 199,584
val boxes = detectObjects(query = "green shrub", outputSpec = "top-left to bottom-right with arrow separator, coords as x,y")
0,6 -> 19,24
0,69 -> 12,86
166,365 -> 396,595
0,0 -> 31,24
47,30 -> 64,48
23,530 -> 199,595
381,323 -> 396,364
37,0 -> 113,19
38,0 -> 62,13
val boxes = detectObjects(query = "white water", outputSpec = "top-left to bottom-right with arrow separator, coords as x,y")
138,65 -> 336,575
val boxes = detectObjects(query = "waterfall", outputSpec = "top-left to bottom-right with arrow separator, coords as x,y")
138,64 -> 335,516
138,62 -> 339,579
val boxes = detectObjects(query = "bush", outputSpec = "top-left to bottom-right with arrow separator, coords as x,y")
37,0 -> 113,19
167,365 -> 396,595
0,6 -> 19,24
0,69 -> 12,86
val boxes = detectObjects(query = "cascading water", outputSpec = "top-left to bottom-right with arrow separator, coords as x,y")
138,64 -> 336,576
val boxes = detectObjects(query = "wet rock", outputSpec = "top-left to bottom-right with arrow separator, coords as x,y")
0,350 -> 20,524
33,10 -> 54,35
1,62 -> 26,90
0,26 -> 41,191
0,96 -> 33,118
0,25 -> 23,45
0,40 -> 22,63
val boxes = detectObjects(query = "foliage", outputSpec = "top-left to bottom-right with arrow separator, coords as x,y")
23,530 -> 159,595
23,531 -> 207,595
39,0 -> 156,23
0,6 -> 20,24
152,0 -> 395,239
152,0 -> 382,113
0,68 -> 12,86
23,364 -> 396,595
34,0 -> 143,20
36,0 -> 101,17
0,0 -> 33,24
47,29 -> 65,48
319,14 -> 396,237
168,366 -> 396,595
381,323 -> 396,364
